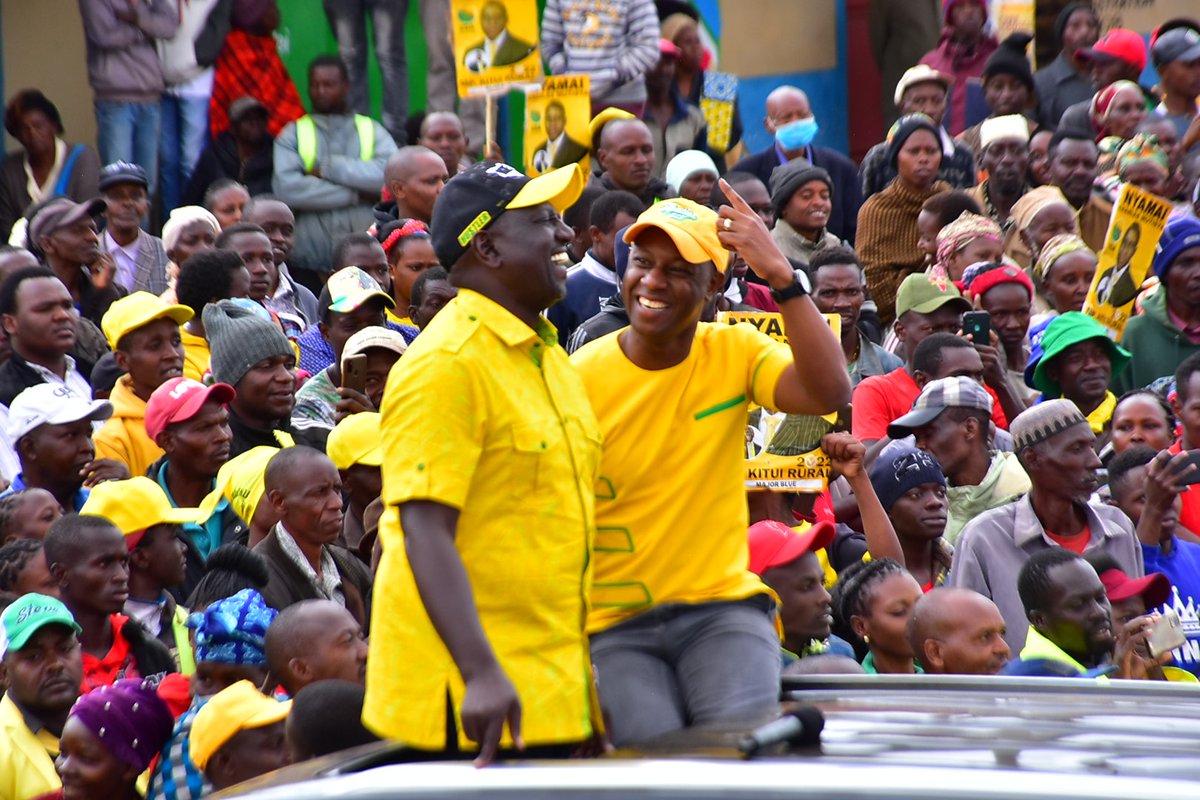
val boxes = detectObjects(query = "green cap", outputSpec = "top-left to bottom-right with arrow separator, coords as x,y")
1031,311 -> 1131,397
0,593 -> 81,657
895,273 -> 972,317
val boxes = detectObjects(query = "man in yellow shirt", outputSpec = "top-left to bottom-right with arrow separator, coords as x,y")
94,292 -> 194,477
365,161 -> 601,765
570,189 -> 851,745
0,593 -> 84,800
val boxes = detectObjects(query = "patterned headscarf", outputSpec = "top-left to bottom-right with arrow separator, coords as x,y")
934,211 -> 1002,275
187,588 -> 278,665
375,218 -> 430,259
1010,186 -> 1075,234
69,678 -> 175,773
1089,80 -> 1143,138
1033,233 -> 1094,285
1116,133 -> 1169,179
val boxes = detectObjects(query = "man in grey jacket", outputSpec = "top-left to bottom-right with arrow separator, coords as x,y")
78,0 -> 178,196
273,55 -> 397,285
948,399 -> 1144,652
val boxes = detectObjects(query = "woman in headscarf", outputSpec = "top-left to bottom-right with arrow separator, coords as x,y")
50,679 -> 175,800
1030,233 -> 1097,326
1004,185 -> 1079,270
930,211 -> 1003,282
858,114 -> 951,324
1102,133 -> 1171,201
159,207 -> 221,303
1090,80 -> 1148,168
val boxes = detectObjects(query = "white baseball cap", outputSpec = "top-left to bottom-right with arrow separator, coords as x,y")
8,384 -> 113,442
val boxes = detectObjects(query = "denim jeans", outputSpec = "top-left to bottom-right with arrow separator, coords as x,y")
159,93 -> 210,215
590,597 -> 782,747
324,0 -> 409,144
94,100 -> 161,195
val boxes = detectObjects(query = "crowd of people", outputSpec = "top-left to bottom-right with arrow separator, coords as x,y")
2,0 -> 1200,797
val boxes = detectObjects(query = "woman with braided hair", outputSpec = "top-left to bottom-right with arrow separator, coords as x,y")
833,558 -> 923,674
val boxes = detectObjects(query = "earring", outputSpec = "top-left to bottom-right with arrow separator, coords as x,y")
862,635 -> 870,644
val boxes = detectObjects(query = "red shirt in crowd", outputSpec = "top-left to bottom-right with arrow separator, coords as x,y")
1168,440 -> 1200,537
80,615 -> 140,694
851,367 -> 1008,442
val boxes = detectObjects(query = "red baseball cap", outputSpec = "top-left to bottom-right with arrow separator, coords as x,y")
747,519 -> 835,576
1099,569 -> 1171,608
145,377 -> 236,443
1076,29 -> 1148,74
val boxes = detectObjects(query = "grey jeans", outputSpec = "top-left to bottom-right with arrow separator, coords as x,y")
590,597 -> 782,747
324,0 -> 409,144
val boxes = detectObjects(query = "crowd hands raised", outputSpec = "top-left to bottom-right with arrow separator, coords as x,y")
4,0 -> 1200,797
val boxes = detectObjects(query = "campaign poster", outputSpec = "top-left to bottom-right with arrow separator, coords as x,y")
451,0 -> 541,98
721,312 -> 845,492
524,75 -> 591,176
1082,183 -> 1171,338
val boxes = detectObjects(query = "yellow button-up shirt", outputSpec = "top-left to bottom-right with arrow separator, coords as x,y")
0,693 -> 61,800
364,289 -> 602,751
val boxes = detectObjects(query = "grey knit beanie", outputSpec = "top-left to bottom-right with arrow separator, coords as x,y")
202,300 -> 293,388
768,159 -> 832,215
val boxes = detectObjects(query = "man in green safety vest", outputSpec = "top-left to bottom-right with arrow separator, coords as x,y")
273,55 -> 398,288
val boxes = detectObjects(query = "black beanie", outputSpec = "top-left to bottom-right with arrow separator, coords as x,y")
1054,2 -> 1095,45
984,33 -> 1034,90
885,114 -> 941,170
768,160 -> 833,214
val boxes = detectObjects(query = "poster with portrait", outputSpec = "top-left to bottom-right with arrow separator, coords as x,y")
724,312 -> 846,492
1083,183 -> 1171,338
451,0 -> 542,98
523,75 -> 591,176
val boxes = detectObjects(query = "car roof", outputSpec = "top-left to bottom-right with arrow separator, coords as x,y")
223,677 -> 1200,799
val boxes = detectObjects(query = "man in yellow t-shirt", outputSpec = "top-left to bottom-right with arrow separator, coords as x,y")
570,191 -> 851,746
0,593 -> 84,800
365,161 -> 601,766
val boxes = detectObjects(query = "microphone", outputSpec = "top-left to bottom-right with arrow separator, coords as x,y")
738,706 -> 825,756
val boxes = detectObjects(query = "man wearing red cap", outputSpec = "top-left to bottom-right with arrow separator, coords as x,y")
747,519 -> 855,663
1058,29 -> 1151,134
145,377 -> 242,599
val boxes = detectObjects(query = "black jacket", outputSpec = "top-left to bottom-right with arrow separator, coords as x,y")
227,409 -> 295,458
182,131 -> 274,206
254,527 -> 374,630
589,172 -> 677,208
732,145 -> 863,244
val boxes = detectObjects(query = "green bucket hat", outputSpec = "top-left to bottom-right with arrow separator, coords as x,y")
0,593 -> 81,657
1031,312 -> 1130,397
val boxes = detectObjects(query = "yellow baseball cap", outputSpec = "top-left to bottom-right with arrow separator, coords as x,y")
200,446 -> 279,526
589,107 -> 636,148
327,412 -> 383,471
101,291 -> 193,350
189,680 -> 291,772
623,199 -> 730,273
79,477 -> 205,547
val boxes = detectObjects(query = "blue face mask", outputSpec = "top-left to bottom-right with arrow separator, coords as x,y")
775,117 -> 819,151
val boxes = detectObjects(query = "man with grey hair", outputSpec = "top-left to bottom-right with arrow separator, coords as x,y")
948,398 -> 1143,651
731,85 -> 861,242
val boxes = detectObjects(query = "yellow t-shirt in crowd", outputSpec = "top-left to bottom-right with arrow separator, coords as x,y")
571,322 -> 793,634
365,289 -> 603,751
0,693 -> 61,800
180,327 -> 210,383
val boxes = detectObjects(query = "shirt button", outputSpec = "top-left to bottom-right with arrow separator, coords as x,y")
416,463 -> 425,471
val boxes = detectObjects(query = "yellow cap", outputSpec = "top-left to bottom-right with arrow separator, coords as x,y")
327,412 -> 383,471
508,162 -> 584,214
189,680 -> 291,771
101,291 -> 193,350
200,446 -> 278,525
588,106 -> 636,148
80,477 -> 205,541
623,199 -> 730,273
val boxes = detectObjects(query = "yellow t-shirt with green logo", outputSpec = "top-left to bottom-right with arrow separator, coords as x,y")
572,322 -> 793,634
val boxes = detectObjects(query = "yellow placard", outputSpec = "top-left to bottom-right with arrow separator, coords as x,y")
994,1 -> 1034,41
1082,183 -> 1171,338
729,312 -> 843,492
452,0 -> 542,98
524,75 -> 591,177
